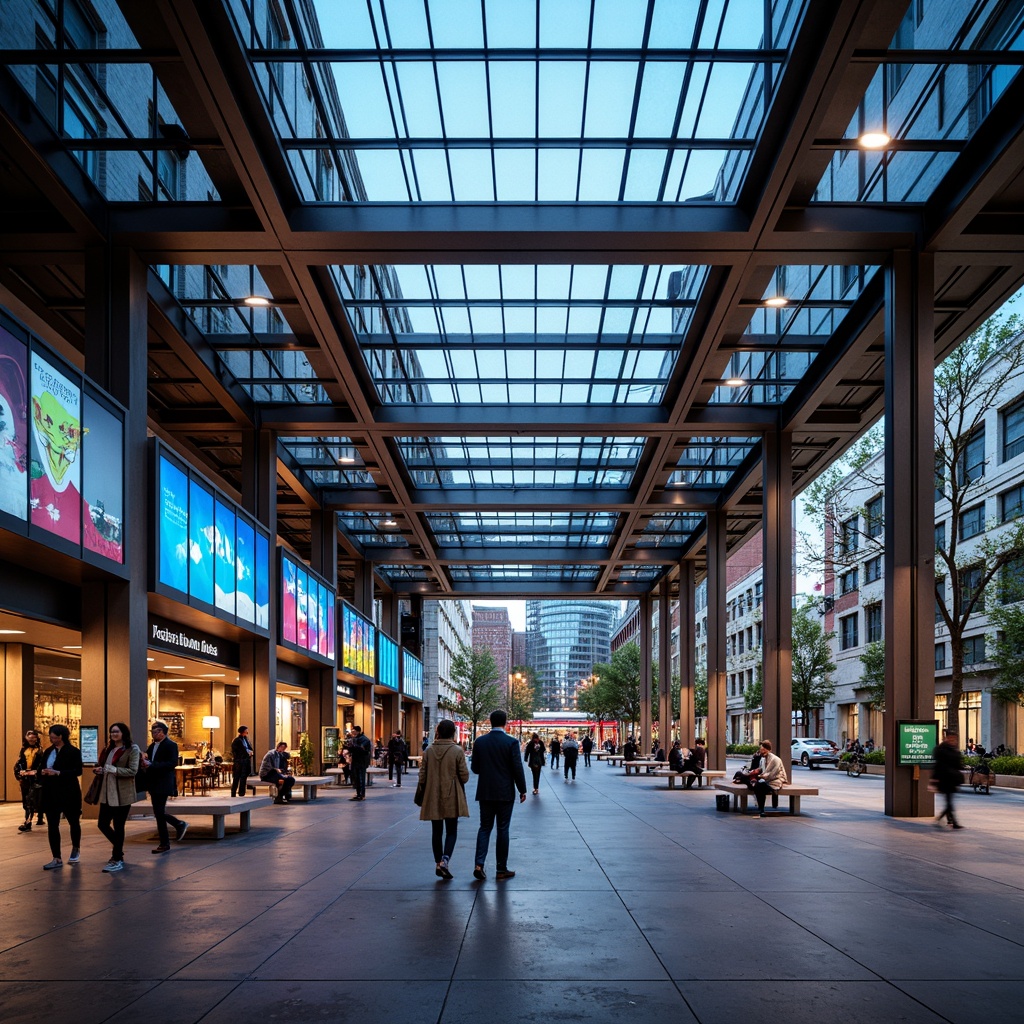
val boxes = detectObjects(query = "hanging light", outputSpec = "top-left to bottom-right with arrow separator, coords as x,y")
858,131 -> 891,149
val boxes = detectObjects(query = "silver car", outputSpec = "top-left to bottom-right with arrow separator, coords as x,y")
791,738 -> 840,768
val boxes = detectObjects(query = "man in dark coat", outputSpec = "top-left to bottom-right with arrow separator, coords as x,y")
388,730 -> 408,787
346,725 -> 373,800
932,730 -> 965,829
471,709 -> 527,880
581,733 -> 594,767
230,725 -> 254,797
143,720 -> 189,853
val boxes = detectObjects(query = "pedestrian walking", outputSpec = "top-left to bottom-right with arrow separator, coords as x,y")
346,725 -> 372,800
142,720 -> 189,854
523,732 -> 546,794
14,729 -> 44,832
415,719 -> 470,879
933,730 -> 965,830
388,730 -> 408,787
471,709 -> 527,881
548,735 -> 561,770
581,733 -> 593,767
91,722 -> 142,872
562,733 -> 579,782
38,724 -> 82,870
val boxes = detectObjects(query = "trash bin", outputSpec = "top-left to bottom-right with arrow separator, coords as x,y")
715,794 -> 730,812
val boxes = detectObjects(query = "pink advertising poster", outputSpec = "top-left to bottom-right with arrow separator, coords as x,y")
0,325 -> 28,520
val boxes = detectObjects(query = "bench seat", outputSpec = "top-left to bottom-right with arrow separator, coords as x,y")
663,769 -> 727,789
250,775 -> 336,801
712,781 -> 818,815
167,795 -> 274,839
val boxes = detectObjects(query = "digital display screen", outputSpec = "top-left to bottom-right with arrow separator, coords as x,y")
378,632 -> 399,691
282,556 -> 297,644
342,601 -> 375,681
255,531 -> 270,629
307,576 -> 319,654
188,480 -> 214,606
295,566 -> 308,648
235,516 -> 256,624
0,324 -> 28,521
158,455 -> 189,594
81,396 -> 123,563
30,350 -> 82,545
403,650 -> 423,701
214,499 -> 235,615
327,593 -> 335,661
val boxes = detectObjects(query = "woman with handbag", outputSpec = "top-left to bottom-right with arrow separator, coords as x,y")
523,732 -> 546,794
14,728 -> 44,832
415,719 -> 470,880
39,724 -> 83,870
89,722 -> 142,872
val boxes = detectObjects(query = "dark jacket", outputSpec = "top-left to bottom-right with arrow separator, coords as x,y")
524,739 -> 546,769
548,738 -> 561,756
580,736 -> 593,754
38,743 -> 83,812
14,746 -> 44,795
669,746 -> 685,773
346,732 -> 372,768
471,728 -> 527,802
145,737 -> 180,797
387,736 -> 407,764
932,741 -> 963,794
231,734 -> 254,768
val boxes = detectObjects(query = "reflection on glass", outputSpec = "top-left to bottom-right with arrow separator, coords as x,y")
158,456 -> 188,594
188,481 -> 215,605
214,499 -> 236,615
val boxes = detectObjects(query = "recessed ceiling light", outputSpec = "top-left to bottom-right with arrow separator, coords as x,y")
383,519 -> 398,527
147,657 -> 155,662
858,131 -> 891,149
764,296 -> 789,307
201,673 -> 226,678
724,377 -> 746,387
242,294 -> 272,307
0,629 -> 26,635
62,645 -> 82,650
338,455 -> 356,464
163,665 -> 185,670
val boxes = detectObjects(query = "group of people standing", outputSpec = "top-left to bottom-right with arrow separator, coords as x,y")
13,720 -> 189,871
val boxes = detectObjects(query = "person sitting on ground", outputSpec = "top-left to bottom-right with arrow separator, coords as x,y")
259,742 -> 296,803
680,738 -> 707,788
750,740 -> 787,817
668,740 -> 685,774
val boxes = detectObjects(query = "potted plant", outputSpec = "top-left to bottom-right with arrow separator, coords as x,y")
298,731 -> 315,775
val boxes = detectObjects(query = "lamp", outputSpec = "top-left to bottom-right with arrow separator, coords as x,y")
202,715 -> 220,755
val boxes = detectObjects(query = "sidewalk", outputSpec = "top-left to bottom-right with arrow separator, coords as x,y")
1,764 -> 1022,1023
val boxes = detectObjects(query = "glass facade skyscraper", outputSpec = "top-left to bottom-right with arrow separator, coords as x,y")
527,602 -> 617,712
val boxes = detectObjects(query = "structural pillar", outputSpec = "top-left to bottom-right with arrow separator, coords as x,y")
380,592 -> 400,738
884,250 -> 936,818
705,512 -> 728,770
81,247 -> 148,743
309,509 -> 338,769
762,429 -> 794,764
240,428 -> 277,752
658,579 -> 672,745
352,559 -> 376,742
677,560 -> 696,744
2,644 -> 35,803
639,593 -> 653,749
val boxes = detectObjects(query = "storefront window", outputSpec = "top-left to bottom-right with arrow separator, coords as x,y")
275,690 -> 308,750
34,649 -> 82,745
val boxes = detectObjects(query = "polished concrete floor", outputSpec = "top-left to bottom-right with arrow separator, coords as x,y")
1,760 -> 1023,1023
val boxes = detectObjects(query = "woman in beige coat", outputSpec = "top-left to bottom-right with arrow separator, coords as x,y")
416,719 -> 469,880
91,722 -> 142,872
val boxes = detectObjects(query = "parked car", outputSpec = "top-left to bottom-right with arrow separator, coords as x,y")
791,738 -> 840,768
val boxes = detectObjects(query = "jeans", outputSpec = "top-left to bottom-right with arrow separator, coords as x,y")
97,803 -> 131,861
45,807 -> 81,860
564,760 -> 577,780
150,794 -> 186,847
753,780 -> 776,813
475,799 -> 515,870
263,770 -> 295,801
530,765 -> 542,790
549,753 -> 559,768
231,765 -> 249,797
352,764 -> 367,798
937,790 -> 958,825
431,818 -> 459,861
389,760 -> 403,785
582,750 -> 591,766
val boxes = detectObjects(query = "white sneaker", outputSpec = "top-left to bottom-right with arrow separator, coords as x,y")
102,860 -> 124,872
68,849 -> 80,864
42,859 -> 63,870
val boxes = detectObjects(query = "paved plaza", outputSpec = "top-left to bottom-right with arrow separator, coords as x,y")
1,762 -> 1023,1023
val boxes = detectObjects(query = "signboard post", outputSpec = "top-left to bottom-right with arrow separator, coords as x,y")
896,720 -> 939,767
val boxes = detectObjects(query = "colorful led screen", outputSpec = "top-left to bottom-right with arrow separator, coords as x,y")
341,601 -> 375,682
235,517 -> 256,625
158,456 -> 189,594
279,548 -> 337,666
0,325 -> 28,521
402,650 -> 423,701
378,632 -> 399,691
81,396 -> 123,563
187,480 -> 214,606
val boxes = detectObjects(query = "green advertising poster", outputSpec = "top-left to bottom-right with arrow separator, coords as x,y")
897,720 -> 939,765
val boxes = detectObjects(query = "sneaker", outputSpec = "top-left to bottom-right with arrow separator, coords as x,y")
473,866 -> 486,881
496,869 -> 516,880
68,849 -> 80,864
174,822 -> 189,842
102,860 -> 124,873
18,822 -> 31,832
152,845 -> 171,855
42,859 -> 63,870
751,814 -> 761,819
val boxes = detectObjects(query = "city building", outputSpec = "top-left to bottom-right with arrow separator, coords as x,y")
471,605 -> 513,693
420,599 -> 472,741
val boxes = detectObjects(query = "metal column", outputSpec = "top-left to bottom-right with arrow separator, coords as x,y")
705,512 -> 728,771
658,579 -> 672,746
884,251 -> 936,818
762,429 -> 794,764
309,509 -> 338,767
639,593 -> 653,749
677,560 -> 696,745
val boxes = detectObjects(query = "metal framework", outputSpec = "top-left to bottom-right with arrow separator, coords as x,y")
3,0 -> 1024,600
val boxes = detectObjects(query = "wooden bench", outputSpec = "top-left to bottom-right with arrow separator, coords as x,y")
712,781 -> 818,815
250,775 -> 335,801
166,795 -> 274,839
662,769 -> 727,789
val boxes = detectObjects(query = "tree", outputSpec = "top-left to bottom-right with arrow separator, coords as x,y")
859,640 -> 886,712
507,664 -> 537,736
802,313 -> 1024,733
791,601 -> 837,732
590,641 -> 642,733
438,640 -> 501,744
986,602 -> 1024,708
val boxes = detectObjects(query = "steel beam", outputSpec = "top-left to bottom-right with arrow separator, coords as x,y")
705,511 -> 728,771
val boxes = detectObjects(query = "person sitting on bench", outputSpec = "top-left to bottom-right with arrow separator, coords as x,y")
750,740 -> 787,816
259,742 -> 296,803
680,738 -> 707,788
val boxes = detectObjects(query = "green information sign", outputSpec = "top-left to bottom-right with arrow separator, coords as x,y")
896,720 -> 939,766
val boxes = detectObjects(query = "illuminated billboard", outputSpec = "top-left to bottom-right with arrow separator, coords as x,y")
377,631 -> 399,691
341,600 -> 375,683
402,649 -> 423,701
279,547 -> 336,667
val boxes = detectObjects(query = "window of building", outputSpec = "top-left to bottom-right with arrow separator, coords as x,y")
1001,554 -> 1024,604
957,427 -> 985,486
840,614 -> 858,650
1003,396 -> 1024,461
963,635 -> 986,665
865,554 -> 882,583
961,564 -> 985,613
865,495 -> 883,538
887,6 -> 914,94
935,643 -> 946,670
935,577 -> 946,623
935,521 -> 946,552
754,581 -> 763,606
1001,483 -> 1024,522
840,568 -> 859,595
840,516 -> 859,555
958,503 -> 985,540
865,603 -> 882,644
935,452 -> 946,502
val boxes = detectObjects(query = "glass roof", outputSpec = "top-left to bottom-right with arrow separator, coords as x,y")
449,564 -> 602,582
337,512 -> 410,549
670,439 -> 756,487
396,436 -> 645,487
278,438 -> 374,487
235,0 -> 801,204
424,511 -> 619,547
636,511 -> 707,547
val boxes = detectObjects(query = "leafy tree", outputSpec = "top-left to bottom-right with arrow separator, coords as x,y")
802,313 -> 1024,733
506,664 -> 537,736
859,640 -> 886,712
986,603 -> 1024,708
792,601 -> 837,730
694,663 -> 708,720
743,664 -> 763,745
438,640 -> 501,744
589,641 -> 642,732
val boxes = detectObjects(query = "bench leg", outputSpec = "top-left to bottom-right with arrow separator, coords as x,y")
668,776 -> 677,788
789,797 -> 800,815
212,814 -> 226,840
771,792 -> 779,809
305,785 -> 315,801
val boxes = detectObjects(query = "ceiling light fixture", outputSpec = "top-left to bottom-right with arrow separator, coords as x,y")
62,645 -> 82,650
201,673 -> 226,678
383,518 -> 398,527
764,296 -> 789,307
242,294 -> 272,307
163,664 -> 186,670
338,455 -> 356,464
858,131 -> 891,149
0,629 -> 26,635
724,377 -> 746,387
